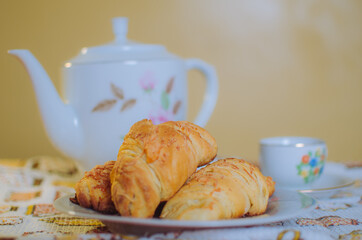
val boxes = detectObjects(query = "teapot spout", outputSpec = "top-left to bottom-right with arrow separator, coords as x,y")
8,49 -> 84,160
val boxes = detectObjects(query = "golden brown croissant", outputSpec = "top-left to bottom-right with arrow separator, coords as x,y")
160,158 -> 275,220
74,160 -> 116,214
110,119 -> 218,218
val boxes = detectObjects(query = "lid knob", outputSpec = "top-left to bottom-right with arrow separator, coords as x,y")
112,17 -> 128,43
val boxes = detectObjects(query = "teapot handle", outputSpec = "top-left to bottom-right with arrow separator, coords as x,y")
186,59 -> 218,127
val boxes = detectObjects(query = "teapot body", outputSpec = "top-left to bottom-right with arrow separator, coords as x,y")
62,58 -> 187,164
9,18 -> 218,171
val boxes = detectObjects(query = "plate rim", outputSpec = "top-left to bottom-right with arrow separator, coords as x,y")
298,180 -> 355,193
54,189 -> 316,229
278,171 -> 355,193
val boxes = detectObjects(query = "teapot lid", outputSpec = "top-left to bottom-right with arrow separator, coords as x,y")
67,17 -> 176,65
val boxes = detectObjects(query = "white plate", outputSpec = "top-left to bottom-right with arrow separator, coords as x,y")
54,189 -> 316,236
278,164 -> 356,199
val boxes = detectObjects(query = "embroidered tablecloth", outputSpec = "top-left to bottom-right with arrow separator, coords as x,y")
0,156 -> 361,240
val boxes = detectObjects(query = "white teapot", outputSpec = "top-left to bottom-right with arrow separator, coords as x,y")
8,17 -> 218,170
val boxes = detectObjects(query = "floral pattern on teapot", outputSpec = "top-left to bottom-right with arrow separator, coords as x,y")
139,71 -> 182,125
91,71 -> 182,125
92,83 -> 137,112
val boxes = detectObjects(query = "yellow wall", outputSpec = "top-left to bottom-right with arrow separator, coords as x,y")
1,0 -> 361,164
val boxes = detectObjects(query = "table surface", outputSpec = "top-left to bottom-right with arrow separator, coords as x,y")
0,156 -> 361,240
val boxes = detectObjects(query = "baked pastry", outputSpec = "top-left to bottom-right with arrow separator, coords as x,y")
110,119 -> 218,218
74,160 -> 116,214
160,158 -> 275,220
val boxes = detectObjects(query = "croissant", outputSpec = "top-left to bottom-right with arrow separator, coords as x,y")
110,119 -> 218,218
160,158 -> 275,220
74,160 -> 116,214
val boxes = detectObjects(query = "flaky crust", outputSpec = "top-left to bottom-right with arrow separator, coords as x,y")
160,158 -> 275,220
74,160 -> 116,214
110,119 -> 218,218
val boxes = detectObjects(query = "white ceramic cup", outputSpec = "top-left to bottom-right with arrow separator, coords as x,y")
259,137 -> 327,188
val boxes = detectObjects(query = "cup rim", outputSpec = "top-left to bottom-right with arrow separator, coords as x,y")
260,136 -> 326,147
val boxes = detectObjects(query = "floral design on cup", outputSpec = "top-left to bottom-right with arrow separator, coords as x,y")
296,148 -> 326,183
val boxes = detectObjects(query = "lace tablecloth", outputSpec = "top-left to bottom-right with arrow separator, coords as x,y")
0,156 -> 361,240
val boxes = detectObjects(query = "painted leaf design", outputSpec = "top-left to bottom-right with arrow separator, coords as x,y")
166,77 -> 174,93
161,91 -> 170,110
92,99 -> 117,112
121,99 -> 136,112
111,83 -> 124,100
173,100 -> 182,114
